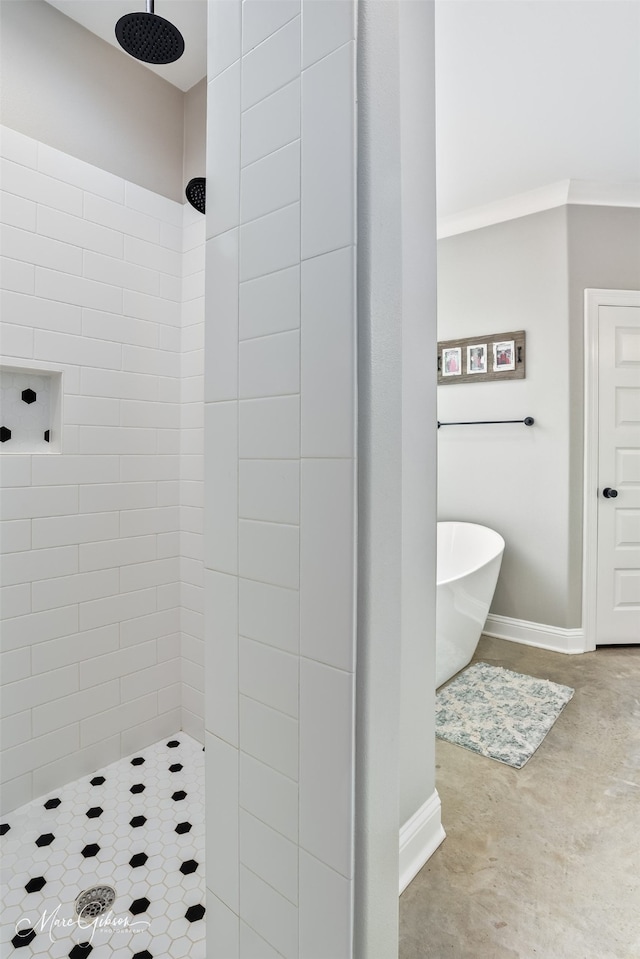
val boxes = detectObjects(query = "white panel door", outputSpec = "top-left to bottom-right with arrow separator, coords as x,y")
596,300 -> 640,644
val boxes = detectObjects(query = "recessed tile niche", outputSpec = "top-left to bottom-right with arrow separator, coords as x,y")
0,365 -> 62,453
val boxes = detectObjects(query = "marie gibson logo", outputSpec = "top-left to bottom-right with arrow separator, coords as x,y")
15,903 -> 150,945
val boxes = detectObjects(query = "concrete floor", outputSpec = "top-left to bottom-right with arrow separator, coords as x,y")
399,636 -> 640,959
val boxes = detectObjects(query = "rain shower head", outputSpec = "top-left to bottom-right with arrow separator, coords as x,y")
186,178 -> 206,215
115,1 -> 184,65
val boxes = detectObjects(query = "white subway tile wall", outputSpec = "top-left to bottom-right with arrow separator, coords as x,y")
179,199 -> 205,744
205,2 -> 357,956
0,126 -> 205,813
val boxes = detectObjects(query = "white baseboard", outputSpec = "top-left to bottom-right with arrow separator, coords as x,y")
484,613 -> 586,654
399,790 -> 446,894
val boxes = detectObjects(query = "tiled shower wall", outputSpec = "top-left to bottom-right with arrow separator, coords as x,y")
204,2 -> 358,956
0,125 -> 204,815
180,204 -> 206,740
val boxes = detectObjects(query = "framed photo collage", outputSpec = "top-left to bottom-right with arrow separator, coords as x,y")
437,330 -> 526,385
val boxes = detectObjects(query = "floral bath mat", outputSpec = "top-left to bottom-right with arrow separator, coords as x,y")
435,662 -> 575,768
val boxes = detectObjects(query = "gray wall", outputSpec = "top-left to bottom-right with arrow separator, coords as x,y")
356,2 -> 403,951
437,204 -> 640,631
183,78 -> 206,188
398,1 -> 437,828
437,207 -> 572,627
0,0 -> 205,202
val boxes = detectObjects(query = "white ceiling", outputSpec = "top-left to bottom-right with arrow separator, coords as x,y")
44,0 -> 208,91
435,0 -> 640,217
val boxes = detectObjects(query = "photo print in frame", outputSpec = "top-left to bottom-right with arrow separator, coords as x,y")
493,340 -> 516,371
442,346 -> 462,376
467,343 -> 487,374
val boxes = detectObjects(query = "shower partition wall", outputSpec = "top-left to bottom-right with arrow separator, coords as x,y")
202,2 -> 439,954
203,2 -> 360,956
0,125 -> 205,815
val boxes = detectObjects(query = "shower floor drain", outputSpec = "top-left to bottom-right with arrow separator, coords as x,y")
75,884 -> 116,919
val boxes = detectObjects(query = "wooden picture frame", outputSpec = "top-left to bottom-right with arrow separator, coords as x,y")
438,330 -> 526,384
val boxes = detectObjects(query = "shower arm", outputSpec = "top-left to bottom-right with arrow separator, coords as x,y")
147,0 -> 154,11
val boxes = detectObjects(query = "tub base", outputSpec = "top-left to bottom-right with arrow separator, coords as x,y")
436,523 -> 504,688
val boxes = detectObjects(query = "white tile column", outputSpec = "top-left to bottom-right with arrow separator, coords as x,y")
204,2 -> 357,956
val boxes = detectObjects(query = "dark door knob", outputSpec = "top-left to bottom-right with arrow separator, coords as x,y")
602,487 -> 618,498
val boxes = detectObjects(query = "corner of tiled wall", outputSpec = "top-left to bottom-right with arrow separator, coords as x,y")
204,1 -> 358,956
180,200 -> 206,741
0,124 -> 205,814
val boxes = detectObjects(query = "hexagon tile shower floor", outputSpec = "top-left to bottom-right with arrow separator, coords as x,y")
0,735 -> 205,958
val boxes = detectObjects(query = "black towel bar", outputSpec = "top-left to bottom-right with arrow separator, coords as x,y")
437,417 -> 534,428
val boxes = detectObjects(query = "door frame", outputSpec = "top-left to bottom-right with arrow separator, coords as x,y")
582,288 -> 640,651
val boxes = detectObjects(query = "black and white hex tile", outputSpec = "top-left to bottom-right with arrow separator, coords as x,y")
0,735 -> 205,958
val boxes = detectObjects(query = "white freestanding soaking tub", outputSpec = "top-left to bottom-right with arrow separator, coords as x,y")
436,522 -> 505,688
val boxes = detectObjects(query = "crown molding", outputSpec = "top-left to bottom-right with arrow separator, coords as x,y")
437,179 -> 640,239
566,179 -> 640,208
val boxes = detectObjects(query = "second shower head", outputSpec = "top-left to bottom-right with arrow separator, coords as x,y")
186,178 -> 206,215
